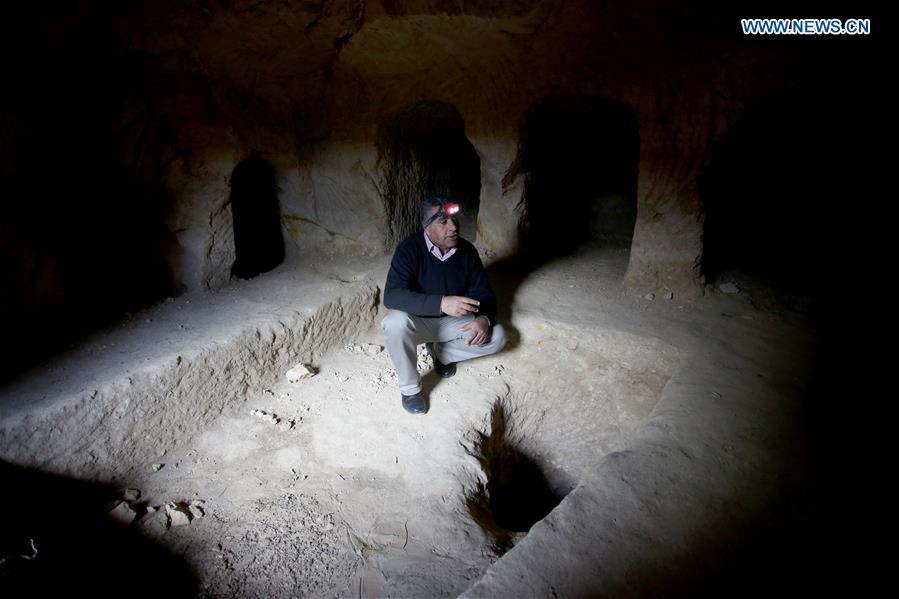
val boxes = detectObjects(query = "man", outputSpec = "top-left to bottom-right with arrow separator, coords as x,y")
382,196 -> 507,414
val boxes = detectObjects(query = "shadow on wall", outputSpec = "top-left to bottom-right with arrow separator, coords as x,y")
0,461 -> 198,598
0,150 -> 180,385
504,95 -> 639,259
1,6 -> 184,384
376,100 -> 481,249
230,156 -> 285,280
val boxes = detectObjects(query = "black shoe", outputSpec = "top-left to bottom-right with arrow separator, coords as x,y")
426,342 -> 456,378
401,391 -> 428,414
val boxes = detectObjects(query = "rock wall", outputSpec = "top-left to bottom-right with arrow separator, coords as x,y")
2,0 -> 872,372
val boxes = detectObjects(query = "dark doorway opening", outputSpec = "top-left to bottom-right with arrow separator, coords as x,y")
376,101 -> 481,249
230,157 -> 285,280
699,81 -> 873,298
508,96 -> 639,258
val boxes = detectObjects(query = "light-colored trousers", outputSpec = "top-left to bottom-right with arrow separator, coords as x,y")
381,309 -> 508,395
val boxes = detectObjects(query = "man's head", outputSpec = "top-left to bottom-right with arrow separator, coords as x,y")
421,196 -> 462,251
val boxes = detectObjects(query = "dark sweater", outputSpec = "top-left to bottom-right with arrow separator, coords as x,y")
384,232 -> 497,323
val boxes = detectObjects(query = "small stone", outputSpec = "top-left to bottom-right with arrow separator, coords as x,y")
644,293 -> 655,301
664,291 -> 674,300
107,500 -> 137,525
278,393 -> 291,401
187,501 -> 206,519
263,389 -> 274,396
146,505 -> 159,513
719,282 -> 741,294
165,503 -> 192,527
416,347 -> 434,372
361,343 -> 383,356
122,488 -> 141,502
286,363 -> 315,383
152,463 -> 164,472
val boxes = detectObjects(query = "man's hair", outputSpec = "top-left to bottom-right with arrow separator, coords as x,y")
420,195 -> 460,227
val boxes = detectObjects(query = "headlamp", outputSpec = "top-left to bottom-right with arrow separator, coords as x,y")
423,202 -> 462,227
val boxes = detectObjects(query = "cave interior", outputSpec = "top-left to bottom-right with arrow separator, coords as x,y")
0,1 -> 882,597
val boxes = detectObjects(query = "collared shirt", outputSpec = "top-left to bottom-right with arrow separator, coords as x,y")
422,231 -> 490,326
423,231 -> 457,262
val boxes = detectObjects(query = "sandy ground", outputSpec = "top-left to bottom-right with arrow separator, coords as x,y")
2,245 -> 818,597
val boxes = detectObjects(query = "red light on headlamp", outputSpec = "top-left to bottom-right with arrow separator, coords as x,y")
424,199 -> 463,228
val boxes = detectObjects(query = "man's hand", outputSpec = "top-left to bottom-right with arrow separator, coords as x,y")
441,295 -> 480,317
462,315 -> 491,346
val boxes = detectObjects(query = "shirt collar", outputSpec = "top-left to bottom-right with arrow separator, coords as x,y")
423,230 -> 457,262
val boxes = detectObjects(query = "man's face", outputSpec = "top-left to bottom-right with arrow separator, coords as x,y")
425,206 -> 460,251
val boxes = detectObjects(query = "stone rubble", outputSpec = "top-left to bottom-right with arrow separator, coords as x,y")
164,500 -> 206,528
251,409 -> 280,424
251,409 -> 298,431
416,346 -> 433,372
369,370 -> 398,389
719,282 -> 741,294
165,502 -> 192,527
286,363 -> 316,383
107,500 -> 138,525
187,500 -> 206,519
344,343 -> 384,356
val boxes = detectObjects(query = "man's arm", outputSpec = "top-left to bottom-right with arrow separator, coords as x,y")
384,242 -> 443,316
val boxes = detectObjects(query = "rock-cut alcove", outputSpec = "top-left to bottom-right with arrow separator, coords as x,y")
376,100 -> 481,249
229,156 -> 285,280
506,96 -> 639,258
699,80 -> 872,303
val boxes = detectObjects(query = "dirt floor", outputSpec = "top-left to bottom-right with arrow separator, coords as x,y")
1,245 -> 819,597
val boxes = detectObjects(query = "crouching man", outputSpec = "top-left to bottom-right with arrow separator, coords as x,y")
381,196 -> 507,414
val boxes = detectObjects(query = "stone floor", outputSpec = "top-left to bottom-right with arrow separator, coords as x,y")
0,246 -> 828,597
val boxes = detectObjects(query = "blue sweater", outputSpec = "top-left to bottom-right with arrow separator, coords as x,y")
384,232 -> 497,323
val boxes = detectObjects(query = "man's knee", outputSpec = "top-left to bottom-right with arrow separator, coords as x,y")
381,309 -> 414,338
